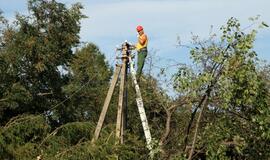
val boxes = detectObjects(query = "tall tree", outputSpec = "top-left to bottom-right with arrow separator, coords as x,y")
0,0 -> 85,123
57,43 -> 113,123
172,17 -> 270,159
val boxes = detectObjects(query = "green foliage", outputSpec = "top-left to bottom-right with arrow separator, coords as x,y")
0,0 -> 86,124
172,17 -> 270,159
0,115 -> 149,159
40,121 -> 95,159
58,43 -> 112,123
0,115 -> 50,159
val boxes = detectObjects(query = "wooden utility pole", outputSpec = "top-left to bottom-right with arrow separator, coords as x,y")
92,41 -> 152,153
116,45 -> 128,143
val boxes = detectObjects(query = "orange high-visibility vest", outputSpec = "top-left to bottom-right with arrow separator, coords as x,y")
136,34 -> 148,50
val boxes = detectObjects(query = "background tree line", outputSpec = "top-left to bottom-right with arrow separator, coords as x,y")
0,0 -> 269,159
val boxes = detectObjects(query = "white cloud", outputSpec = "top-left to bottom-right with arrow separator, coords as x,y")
80,0 -> 270,36
76,0 -> 270,64
1,0 -> 270,62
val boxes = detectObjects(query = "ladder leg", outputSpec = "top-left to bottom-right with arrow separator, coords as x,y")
92,65 -> 121,142
128,57 -> 153,151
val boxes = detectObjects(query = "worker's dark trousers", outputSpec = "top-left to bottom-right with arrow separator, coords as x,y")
137,47 -> 147,79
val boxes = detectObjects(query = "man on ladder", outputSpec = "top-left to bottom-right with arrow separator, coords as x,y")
135,25 -> 148,81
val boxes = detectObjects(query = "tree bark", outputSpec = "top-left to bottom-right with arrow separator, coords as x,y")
188,95 -> 208,160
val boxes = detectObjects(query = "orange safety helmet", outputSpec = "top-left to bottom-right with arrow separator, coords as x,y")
136,25 -> 143,32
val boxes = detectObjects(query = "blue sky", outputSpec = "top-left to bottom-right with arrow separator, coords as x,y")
1,0 -> 270,96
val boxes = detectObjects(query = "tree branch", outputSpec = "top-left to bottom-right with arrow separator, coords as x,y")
159,105 -> 174,146
188,95 -> 208,160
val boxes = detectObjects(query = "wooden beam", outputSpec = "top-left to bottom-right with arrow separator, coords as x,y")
116,60 -> 127,143
92,65 -> 121,142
